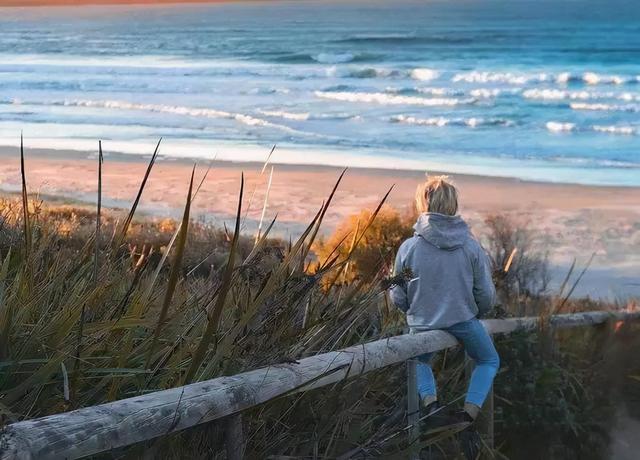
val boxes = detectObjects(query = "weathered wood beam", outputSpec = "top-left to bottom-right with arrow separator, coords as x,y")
1,310 -> 638,460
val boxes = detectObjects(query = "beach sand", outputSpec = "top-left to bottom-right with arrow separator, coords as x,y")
0,146 -> 638,299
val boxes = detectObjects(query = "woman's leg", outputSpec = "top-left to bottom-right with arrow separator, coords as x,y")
447,318 -> 500,417
415,353 -> 437,406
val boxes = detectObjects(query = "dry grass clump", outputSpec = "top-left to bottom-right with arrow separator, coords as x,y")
313,205 -> 413,286
482,213 -> 550,314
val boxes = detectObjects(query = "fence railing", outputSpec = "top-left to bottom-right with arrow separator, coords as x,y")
1,310 -> 638,460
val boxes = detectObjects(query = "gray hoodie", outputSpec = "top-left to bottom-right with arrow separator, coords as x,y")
390,213 -> 496,329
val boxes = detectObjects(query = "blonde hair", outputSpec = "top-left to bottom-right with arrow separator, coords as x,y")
415,175 -> 458,215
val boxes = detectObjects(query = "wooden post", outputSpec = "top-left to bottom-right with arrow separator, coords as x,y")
406,358 -> 420,460
224,414 -> 245,460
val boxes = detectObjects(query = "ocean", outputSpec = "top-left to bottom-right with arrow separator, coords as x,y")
1,0 -> 639,185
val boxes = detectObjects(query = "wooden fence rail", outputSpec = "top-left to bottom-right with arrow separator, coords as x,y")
1,310 -> 638,460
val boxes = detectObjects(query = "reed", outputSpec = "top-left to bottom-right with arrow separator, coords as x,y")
0,139 -> 637,459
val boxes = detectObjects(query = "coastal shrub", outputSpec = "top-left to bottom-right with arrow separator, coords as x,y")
483,213 -> 550,311
312,205 -> 413,285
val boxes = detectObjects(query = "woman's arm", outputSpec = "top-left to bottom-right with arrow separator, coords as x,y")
389,249 -> 410,312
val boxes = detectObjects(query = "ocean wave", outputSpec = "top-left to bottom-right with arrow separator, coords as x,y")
592,125 -> 637,135
325,66 -> 403,79
523,88 -> 640,102
416,87 -> 462,96
570,102 -> 640,112
314,91 -> 472,106
256,109 -> 310,121
452,71 -> 550,85
384,86 -> 462,96
524,89 -> 589,101
582,72 -> 627,85
53,99 -> 307,134
314,53 -> 356,64
546,121 -> 575,132
410,68 -> 440,81
256,107 -> 354,122
246,87 -> 290,95
334,33 -> 472,45
469,88 -> 503,98
391,114 -> 514,128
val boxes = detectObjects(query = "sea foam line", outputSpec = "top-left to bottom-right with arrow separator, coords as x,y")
391,114 -> 514,128
314,91 -> 472,106
46,99 -> 315,135
256,109 -> 310,121
570,102 -> 640,112
546,121 -> 576,132
545,120 -> 637,135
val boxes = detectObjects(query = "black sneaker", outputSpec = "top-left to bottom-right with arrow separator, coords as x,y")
452,411 -> 481,460
421,401 -> 452,431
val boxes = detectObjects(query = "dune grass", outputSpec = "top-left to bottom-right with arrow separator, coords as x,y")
0,139 -> 639,458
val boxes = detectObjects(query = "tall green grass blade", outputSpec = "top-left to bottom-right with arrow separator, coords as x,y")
94,140 -> 103,285
19,133 -> 31,258
183,174 -> 244,384
113,138 -> 161,253
146,166 -> 195,367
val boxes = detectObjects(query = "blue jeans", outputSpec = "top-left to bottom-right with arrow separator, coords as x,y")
415,318 -> 500,407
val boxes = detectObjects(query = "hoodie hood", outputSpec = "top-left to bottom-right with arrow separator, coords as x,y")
413,213 -> 470,250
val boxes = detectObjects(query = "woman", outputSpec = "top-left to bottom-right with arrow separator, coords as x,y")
390,175 -> 499,427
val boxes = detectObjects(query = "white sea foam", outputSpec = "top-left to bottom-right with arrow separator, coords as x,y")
410,68 -> 440,81
582,72 -> 626,85
256,109 -> 310,121
523,89 -> 598,101
469,88 -> 502,98
592,125 -> 636,135
392,115 -> 450,127
56,99 -> 305,133
546,121 -> 575,132
556,72 -> 572,84
452,71 -> 549,85
0,53 -> 255,70
392,114 -> 513,128
416,87 -> 461,96
618,92 -> 640,102
314,53 -> 355,64
326,66 -> 398,79
314,91 -> 470,106
570,102 -> 640,112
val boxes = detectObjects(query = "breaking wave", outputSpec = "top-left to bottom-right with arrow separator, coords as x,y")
314,91 -> 472,106
256,109 -> 310,121
314,53 -> 356,64
592,125 -> 637,135
46,99 -> 311,134
391,114 -> 514,128
546,121 -> 576,132
452,71 -> 550,85
570,102 -> 640,112
410,68 -> 440,81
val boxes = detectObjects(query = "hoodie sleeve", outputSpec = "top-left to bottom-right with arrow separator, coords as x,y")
472,244 -> 496,315
389,246 -> 409,313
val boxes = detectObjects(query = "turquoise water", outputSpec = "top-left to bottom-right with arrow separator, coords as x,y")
1,0 -> 639,185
